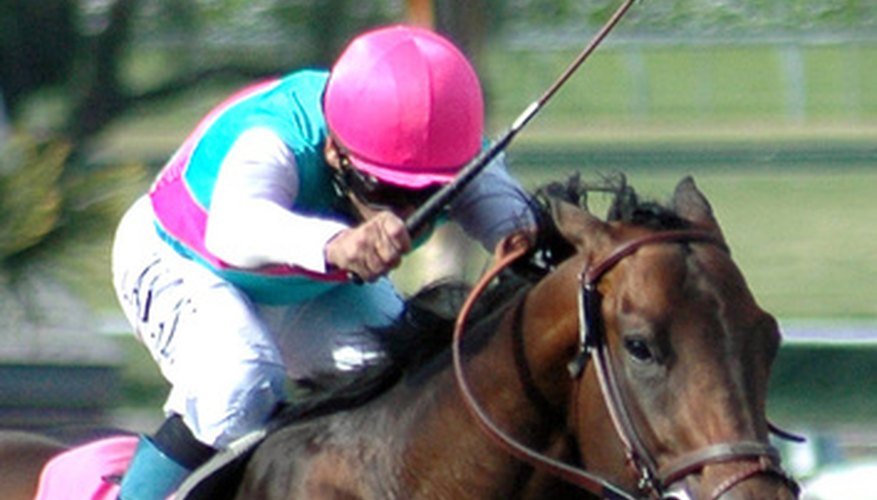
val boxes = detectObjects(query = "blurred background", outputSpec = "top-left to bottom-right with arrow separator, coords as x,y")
1,1 -> 874,497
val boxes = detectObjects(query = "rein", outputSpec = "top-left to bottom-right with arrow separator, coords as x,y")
452,230 -> 801,499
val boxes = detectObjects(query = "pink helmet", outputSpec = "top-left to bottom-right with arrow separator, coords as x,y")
324,25 -> 484,189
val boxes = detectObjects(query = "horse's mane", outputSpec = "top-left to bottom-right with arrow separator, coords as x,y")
381,271 -> 532,370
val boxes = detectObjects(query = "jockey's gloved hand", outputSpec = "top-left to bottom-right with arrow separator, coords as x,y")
325,211 -> 412,282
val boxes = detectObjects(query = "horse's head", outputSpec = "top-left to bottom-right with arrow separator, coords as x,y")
528,176 -> 797,499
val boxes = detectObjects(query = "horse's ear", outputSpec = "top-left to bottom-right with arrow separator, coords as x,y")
549,197 -> 609,249
672,176 -> 726,241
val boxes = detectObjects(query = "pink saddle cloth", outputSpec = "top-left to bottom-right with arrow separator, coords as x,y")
34,435 -> 138,500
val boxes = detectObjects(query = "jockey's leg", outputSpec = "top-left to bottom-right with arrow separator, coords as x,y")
267,277 -> 405,393
115,267 -> 286,498
112,197 -> 287,496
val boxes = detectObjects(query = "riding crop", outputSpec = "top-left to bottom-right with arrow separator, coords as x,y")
404,0 -> 639,235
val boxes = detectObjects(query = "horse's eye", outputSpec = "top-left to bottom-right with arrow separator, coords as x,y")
624,338 -> 654,363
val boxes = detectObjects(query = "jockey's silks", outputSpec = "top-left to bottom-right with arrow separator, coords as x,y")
149,70 -> 349,304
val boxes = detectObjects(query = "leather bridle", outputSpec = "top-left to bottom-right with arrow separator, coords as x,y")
452,231 -> 801,499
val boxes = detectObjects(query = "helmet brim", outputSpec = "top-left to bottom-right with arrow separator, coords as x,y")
344,151 -> 456,189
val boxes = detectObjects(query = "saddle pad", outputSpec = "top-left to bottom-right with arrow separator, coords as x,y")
34,435 -> 138,500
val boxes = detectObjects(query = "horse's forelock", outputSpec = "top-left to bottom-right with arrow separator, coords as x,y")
534,173 -> 691,234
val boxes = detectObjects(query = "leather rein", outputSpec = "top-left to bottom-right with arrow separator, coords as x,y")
452,231 -> 801,499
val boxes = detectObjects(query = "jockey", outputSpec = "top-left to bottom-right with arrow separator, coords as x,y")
111,24 -> 534,499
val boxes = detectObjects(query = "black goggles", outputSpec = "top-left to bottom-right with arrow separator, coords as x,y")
333,154 -> 442,212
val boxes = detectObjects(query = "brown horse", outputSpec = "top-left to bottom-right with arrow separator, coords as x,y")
0,176 -> 799,499
228,176 -> 799,499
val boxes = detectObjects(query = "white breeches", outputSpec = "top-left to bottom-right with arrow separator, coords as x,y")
111,197 -> 403,447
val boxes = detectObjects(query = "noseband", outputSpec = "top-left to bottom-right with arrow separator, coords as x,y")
453,230 -> 800,499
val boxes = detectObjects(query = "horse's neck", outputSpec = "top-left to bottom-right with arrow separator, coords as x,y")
383,290 -> 577,497
514,261 -> 582,405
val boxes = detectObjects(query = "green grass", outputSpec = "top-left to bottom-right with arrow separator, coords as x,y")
805,44 -> 877,119
505,163 -> 877,320
483,43 -> 877,134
